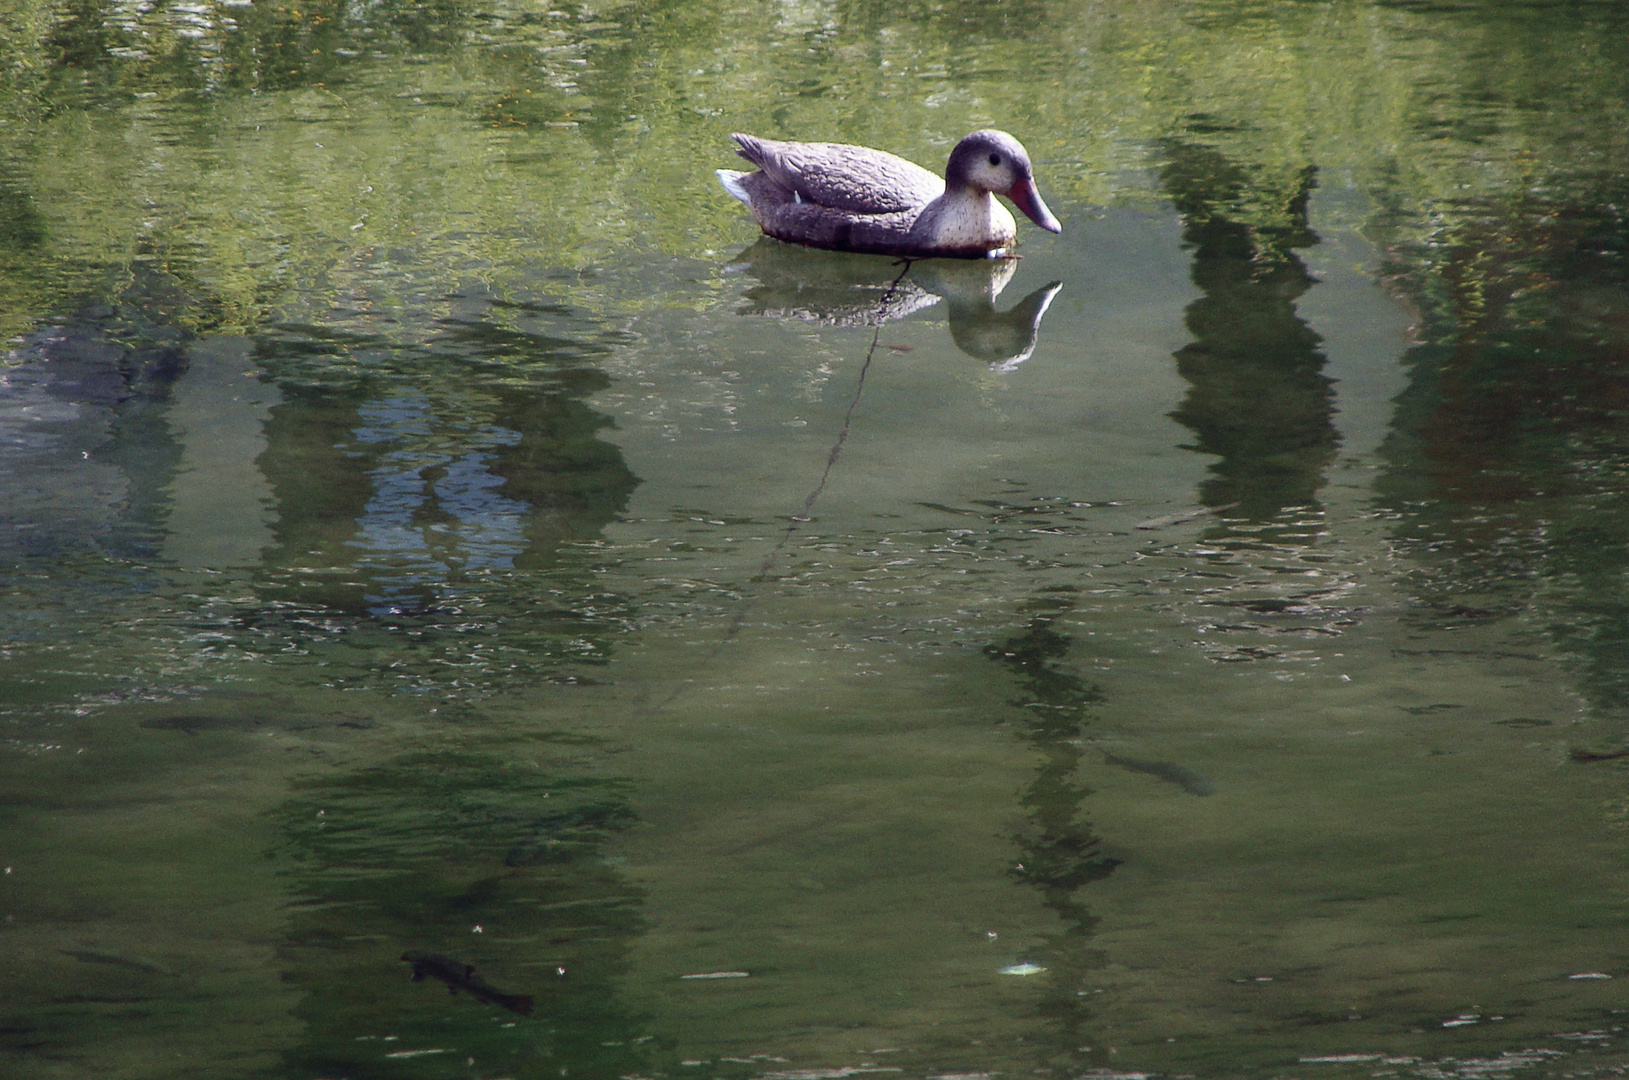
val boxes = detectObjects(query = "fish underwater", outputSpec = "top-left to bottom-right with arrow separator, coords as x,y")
140,715 -> 270,733
140,714 -> 374,734
401,951 -> 534,1016
61,948 -> 174,976
1571,747 -> 1629,763
1102,751 -> 1217,797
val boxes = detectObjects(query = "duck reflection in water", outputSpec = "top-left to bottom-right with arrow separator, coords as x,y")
728,237 -> 1063,371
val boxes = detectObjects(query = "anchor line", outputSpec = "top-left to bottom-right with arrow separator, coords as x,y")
645,257 -> 916,713
751,256 -> 916,584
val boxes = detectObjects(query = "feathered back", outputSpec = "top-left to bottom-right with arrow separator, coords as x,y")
730,134 -> 944,215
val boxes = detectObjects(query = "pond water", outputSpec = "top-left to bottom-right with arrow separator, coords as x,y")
3,1 -> 1629,1078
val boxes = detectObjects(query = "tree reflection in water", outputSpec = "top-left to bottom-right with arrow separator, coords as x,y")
986,595 -> 1120,1073
1161,141 -> 1337,541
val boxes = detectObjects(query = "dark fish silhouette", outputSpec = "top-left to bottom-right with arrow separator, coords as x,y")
140,714 -> 374,734
1571,747 -> 1629,763
141,715 -> 267,733
1134,503 -> 1237,530
1103,751 -> 1217,796
61,948 -> 173,975
401,951 -> 533,1016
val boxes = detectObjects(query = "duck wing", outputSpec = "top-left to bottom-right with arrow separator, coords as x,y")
731,134 -> 945,215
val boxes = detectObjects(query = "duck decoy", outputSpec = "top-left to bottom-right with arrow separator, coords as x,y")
717,129 -> 1062,259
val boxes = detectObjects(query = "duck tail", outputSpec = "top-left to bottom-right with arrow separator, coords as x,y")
729,132 -> 769,165
716,169 -> 753,205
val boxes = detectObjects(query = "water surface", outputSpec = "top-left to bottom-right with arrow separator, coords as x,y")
3,1 -> 1629,1078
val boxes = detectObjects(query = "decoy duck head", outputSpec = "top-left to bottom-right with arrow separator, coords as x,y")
945,130 -> 1062,234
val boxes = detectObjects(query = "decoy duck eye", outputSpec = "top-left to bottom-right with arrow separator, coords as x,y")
988,153 -> 1001,166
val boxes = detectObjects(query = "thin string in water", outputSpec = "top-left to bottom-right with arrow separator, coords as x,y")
749,256 -> 916,585
645,256 -> 916,712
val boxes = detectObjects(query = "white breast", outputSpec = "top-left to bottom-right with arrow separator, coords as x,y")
928,191 -> 1016,250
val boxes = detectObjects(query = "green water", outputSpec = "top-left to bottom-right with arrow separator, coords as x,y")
3,1 -> 1629,1077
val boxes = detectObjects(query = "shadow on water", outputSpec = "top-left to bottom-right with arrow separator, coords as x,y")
0,262 -> 644,694
1160,140 -> 1337,541
243,298 -> 656,1073
728,238 -> 1063,370
227,289 -> 642,687
0,265 -> 194,565
275,740 -> 662,1078
0,266 -> 652,1071
254,296 -> 639,601
984,594 -> 1120,1074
